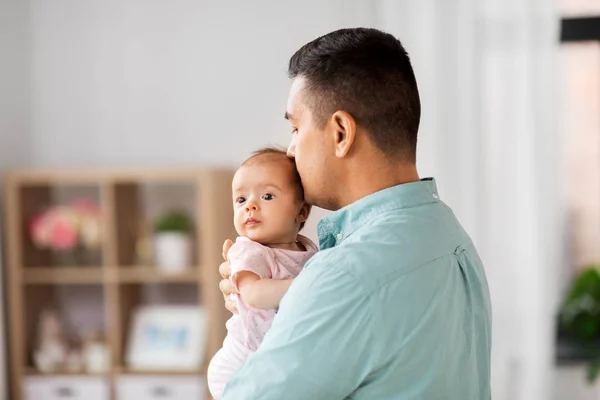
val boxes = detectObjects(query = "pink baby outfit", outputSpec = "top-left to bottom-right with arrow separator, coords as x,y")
207,234 -> 317,399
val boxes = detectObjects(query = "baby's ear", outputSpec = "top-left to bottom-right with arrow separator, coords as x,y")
296,203 -> 311,223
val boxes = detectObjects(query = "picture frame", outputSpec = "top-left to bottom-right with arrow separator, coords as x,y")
125,305 -> 206,370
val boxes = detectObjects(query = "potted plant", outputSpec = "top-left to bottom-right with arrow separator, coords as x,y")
558,265 -> 600,383
153,211 -> 193,273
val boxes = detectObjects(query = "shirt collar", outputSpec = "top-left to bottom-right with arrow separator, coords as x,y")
317,178 -> 440,250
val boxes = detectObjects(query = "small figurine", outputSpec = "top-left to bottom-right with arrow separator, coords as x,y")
33,309 -> 68,372
82,332 -> 109,373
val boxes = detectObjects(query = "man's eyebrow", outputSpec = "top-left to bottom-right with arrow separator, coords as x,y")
284,111 -> 294,120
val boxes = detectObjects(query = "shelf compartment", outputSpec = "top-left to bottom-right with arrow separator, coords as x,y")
17,183 -> 105,268
113,181 -> 200,268
23,285 -> 107,374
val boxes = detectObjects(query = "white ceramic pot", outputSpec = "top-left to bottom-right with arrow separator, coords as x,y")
154,233 -> 192,273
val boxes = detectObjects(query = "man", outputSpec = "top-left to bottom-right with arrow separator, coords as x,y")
219,27 -> 492,399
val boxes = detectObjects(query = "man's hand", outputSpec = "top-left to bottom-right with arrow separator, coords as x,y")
219,239 -> 239,314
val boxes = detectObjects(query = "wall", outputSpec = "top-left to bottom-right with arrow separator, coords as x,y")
561,0 -> 600,16
0,0 -> 30,170
26,0 -> 374,169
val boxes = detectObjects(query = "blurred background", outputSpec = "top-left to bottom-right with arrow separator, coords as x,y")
0,0 -> 598,399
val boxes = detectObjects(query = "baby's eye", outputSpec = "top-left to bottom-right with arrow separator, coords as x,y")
262,193 -> 274,201
236,196 -> 246,204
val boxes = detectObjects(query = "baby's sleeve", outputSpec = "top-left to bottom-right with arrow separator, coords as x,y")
228,239 -> 272,291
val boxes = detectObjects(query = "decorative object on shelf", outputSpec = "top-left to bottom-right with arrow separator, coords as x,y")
33,309 -> 69,373
125,305 -> 206,370
153,210 -> 193,273
558,264 -> 600,383
28,198 -> 102,265
81,332 -> 109,373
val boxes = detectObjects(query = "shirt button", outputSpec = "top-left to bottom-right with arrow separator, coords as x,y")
336,233 -> 343,240
432,193 -> 439,199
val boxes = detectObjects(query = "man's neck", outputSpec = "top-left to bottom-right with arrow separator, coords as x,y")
337,162 -> 420,209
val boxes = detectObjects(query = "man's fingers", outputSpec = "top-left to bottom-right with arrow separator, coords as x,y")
219,261 -> 231,279
226,299 -> 239,314
219,278 -> 238,295
219,279 -> 229,299
219,238 -> 236,315
219,279 -> 239,314
222,239 -> 233,261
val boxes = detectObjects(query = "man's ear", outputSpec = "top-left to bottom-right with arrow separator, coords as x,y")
330,110 -> 356,158
296,203 -> 311,223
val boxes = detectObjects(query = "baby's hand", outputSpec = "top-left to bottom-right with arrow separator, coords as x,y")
219,239 -> 239,314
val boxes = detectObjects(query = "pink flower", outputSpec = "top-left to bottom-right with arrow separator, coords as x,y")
49,218 -> 78,250
30,212 -> 51,247
28,197 -> 103,251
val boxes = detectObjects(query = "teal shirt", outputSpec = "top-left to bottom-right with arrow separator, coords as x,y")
223,178 -> 492,399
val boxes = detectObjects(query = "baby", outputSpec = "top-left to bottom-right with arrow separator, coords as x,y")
206,147 -> 318,400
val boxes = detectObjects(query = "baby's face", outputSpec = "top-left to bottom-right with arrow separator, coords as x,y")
232,158 -> 303,246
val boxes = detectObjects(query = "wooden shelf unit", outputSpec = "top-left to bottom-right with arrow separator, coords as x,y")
3,168 -> 236,400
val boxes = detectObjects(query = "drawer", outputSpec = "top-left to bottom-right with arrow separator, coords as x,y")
116,375 -> 206,400
24,376 -> 109,400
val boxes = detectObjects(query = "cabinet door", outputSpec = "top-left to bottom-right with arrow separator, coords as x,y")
24,376 -> 109,400
117,376 -> 206,400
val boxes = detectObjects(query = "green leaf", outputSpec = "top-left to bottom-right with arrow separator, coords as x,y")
154,211 -> 193,234
559,266 -> 600,341
587,358 -> 600,384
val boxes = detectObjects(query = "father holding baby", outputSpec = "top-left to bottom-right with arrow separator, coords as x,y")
218,27 -> 492,399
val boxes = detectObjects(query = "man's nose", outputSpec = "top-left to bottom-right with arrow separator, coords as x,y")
286,143 -> 296,158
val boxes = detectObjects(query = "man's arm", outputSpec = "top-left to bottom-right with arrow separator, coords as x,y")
235,271 -> 293,310
222,256 -> 376,400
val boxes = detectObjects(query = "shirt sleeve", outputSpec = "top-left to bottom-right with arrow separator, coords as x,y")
222,252 -> 376,400
228,239 -> 272,291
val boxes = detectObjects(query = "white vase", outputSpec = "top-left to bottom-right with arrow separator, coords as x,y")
154,233 -> 191,273
84,342 -> 109,373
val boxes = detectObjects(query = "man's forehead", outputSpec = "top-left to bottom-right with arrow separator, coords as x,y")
286,78 -> 307,120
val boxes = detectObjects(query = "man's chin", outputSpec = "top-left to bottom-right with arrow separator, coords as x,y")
303,192 -> 317,207
305,196 -> 336,211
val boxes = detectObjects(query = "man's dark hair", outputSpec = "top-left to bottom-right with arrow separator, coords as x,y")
288,27 -> 421,162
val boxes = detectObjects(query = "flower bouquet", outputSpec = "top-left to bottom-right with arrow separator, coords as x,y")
29,198 -> 103,266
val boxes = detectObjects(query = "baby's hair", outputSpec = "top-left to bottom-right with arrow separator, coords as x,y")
241,147 -> 307,231
241,146 -> 289,166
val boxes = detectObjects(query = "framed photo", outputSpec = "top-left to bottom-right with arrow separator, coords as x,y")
125,305 -> 206,370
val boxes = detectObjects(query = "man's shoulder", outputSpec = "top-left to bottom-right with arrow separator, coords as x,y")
301,240 -> 416,297
309,214 -> 477,292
